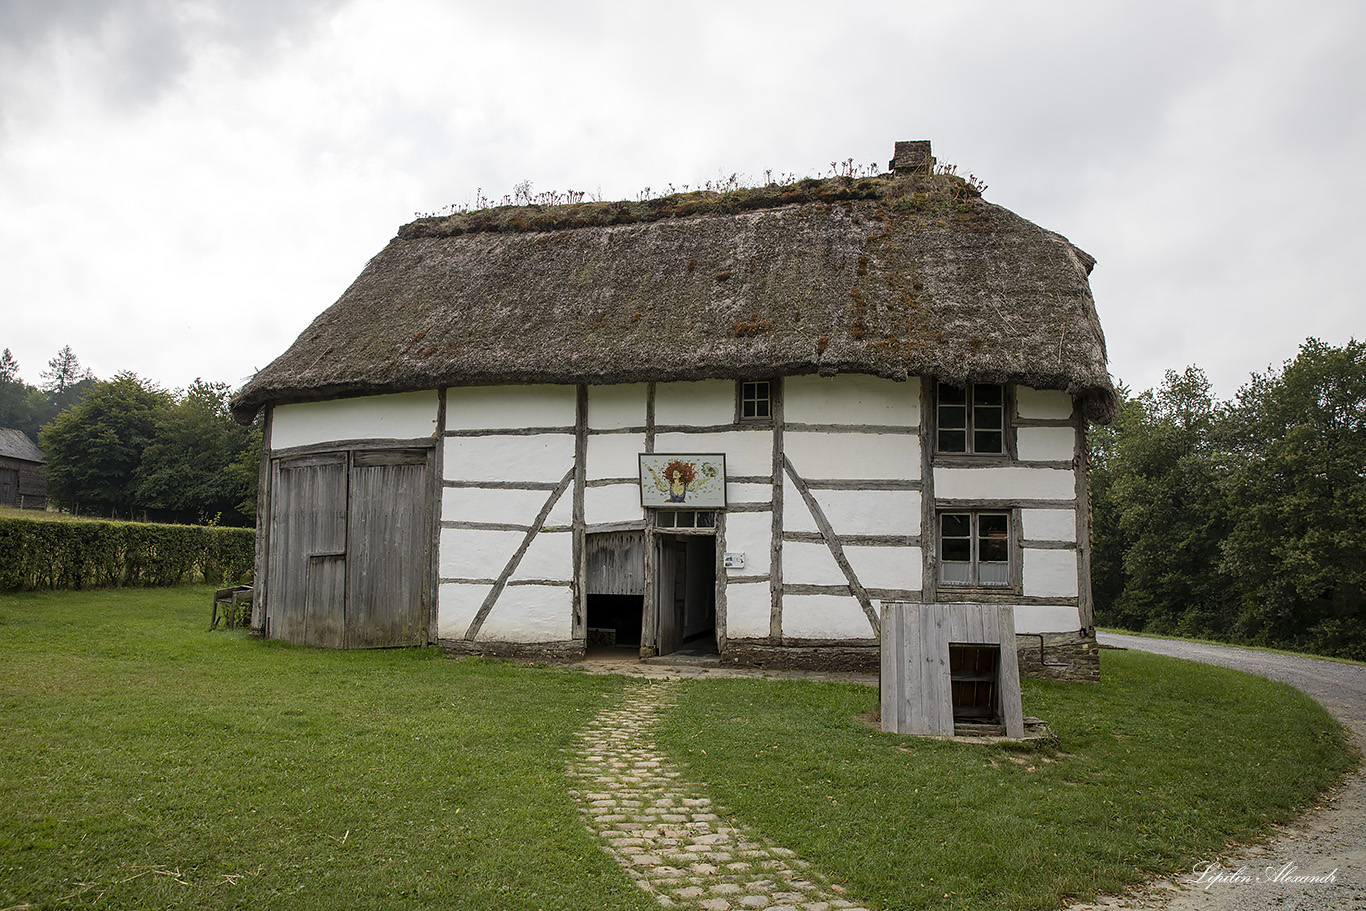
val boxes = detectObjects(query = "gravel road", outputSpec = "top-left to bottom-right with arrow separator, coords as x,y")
1067,633 -> 1366,911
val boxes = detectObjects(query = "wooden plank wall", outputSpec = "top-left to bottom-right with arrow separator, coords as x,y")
585,531 -> 645,596
881,602 -> 1024,738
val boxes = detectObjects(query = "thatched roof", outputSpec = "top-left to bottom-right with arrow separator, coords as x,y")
232,159 -> 1114,425
0,428 -> 44,463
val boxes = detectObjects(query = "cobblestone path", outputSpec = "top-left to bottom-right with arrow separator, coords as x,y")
566,679 -> 869,911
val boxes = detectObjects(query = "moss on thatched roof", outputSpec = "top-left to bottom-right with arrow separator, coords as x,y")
232,169 -> 1114,424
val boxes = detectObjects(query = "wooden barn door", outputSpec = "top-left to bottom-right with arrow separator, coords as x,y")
268,453 -> 348,646
346,449 -> 430,648
0,467 -> 17,507
266,447 -> 431,648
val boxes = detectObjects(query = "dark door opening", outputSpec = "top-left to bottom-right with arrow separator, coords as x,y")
949,644 -> 1001,725
585,531 -> 645,655
654,533 -> 716,657
586,594 -> 643,649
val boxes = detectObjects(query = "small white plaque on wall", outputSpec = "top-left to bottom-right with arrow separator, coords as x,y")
723,553 -> 746,569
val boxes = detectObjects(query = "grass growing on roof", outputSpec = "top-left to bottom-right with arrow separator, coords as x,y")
0,587 -> 1355,911
654,658 -> 1355,910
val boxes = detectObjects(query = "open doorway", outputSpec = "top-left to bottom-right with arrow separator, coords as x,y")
584,531 -> 645,657
653,533 -> 716,657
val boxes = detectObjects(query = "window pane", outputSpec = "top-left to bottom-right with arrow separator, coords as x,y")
938,402 -> 966,429
979,561 -> 1010,586
939,384 -> 966,405
973,384 -> 1003,406
942,514 -> 971,537
753,398 -> 770,418
974,430 -> 1003,453
938,429 -> 967,452
942,538 -> 972,562
979,513 -> 1008,537
974,406 -> 1003,430
941,562 -> 971,584
979,514 -> 1009,563
657,512 -> 675,527
698,511 -> 715,528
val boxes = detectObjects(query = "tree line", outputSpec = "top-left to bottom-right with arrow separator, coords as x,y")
1091,338 -> 1366,659
0,347 -> 259,526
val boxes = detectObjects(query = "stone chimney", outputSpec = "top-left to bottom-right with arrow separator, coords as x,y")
889,140 -> 934,176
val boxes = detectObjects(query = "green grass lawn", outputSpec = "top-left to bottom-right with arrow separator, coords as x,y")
0,587 -> 1356,910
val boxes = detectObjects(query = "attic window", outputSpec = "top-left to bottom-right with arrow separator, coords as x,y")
937,382 -> 1005,453
739,381 -> 771,421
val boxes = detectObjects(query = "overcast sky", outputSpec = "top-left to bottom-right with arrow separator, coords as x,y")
2,0 -> 1362,406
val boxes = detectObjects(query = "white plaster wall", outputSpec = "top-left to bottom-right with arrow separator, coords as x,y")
726,483 -> 772,506
478,585 -> 573,642
587,432 -> 646,481
654,430 -> 772,477
442,487 -> 573,528
584,483 -> 644,526
784,375 -> 920,426
844,545 -> 921,592
447,384 -> 576,429
785,431 -> 918,481
271,391 -> 439,450
655,380 -> 734,425
511,530 -> 573,582
1014,604 -> 1082,634
1022,508 -> 1077,543
445,434 -> 575,483
1016,387 -> 1075,421
724,582 -> 771,638
782,485 -> 920,537
933,466 -> 1075,502
723,511 -> 771,576
782,541 -> 847,587
1023,549 -> 1080,598
437,582 -> 492,639
782,594 -> 875,639
1017,426 -> 1077,462
587,384 -> 647,429
441,528 -> 522,579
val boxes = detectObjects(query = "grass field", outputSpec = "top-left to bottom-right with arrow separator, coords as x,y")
0,587 -> 1356,910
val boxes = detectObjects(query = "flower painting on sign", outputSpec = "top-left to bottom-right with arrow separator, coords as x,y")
639,454 -> 726,509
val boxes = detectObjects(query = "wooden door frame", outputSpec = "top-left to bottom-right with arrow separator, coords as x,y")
641,522 -> 718,657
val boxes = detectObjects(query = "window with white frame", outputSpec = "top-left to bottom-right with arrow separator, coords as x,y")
739,380 -> 771,420
937,382 -> 1006,454
939,511 -> 1011,587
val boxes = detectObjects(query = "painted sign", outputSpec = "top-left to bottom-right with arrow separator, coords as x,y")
639,454 -> 726,509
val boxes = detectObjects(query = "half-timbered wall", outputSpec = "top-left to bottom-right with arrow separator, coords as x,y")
261,378 -> 1093,664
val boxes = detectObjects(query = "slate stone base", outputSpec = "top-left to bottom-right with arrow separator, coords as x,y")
436,638 -> 585,663
1014,629 -> 1101,682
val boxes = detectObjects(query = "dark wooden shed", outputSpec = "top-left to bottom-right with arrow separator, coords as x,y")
0,428 -> 47,510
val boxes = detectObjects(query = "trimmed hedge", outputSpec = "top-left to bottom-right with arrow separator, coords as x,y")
0,516 -> 253,591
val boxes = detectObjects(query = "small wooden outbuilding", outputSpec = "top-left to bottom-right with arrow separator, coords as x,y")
0,428 -> 46,510
231,140 -> 1114,680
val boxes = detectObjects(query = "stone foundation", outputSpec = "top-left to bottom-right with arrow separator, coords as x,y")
720,641 -> 880,673
1014,629 -> 1100,682
722,631 -> 1100,682
435,638 -> 585,663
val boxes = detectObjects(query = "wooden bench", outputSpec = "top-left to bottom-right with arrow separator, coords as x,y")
211,585 -> 254,630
